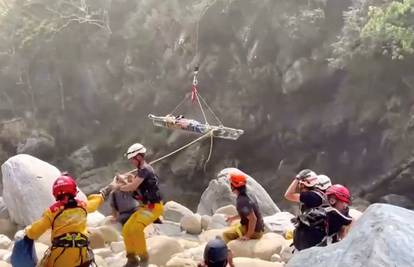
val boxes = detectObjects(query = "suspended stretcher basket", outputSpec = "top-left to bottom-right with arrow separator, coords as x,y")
148,114 -> 244,140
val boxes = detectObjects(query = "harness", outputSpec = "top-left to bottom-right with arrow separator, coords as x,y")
42,200 -> 96,267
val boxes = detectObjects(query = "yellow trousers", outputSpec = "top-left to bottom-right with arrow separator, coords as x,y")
122,202 -> 164,259
39,247 -> 92,267
222,224 -> 263,243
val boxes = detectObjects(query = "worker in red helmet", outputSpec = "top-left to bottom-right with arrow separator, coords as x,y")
222,171 -> 264,243
325,184 -> 353,243
22,174 -> 116,267
284,169 -> 330,251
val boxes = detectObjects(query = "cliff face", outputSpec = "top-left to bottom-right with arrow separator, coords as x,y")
1,0 -> 414,209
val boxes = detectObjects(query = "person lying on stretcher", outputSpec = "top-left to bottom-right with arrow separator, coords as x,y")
165,114 -> 205,133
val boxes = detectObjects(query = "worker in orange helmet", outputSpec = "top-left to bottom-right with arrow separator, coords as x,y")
222,171 -> 264,243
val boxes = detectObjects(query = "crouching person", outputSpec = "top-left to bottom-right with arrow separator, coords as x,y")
223,171 -> 264,243
326,184 -> 353,243
22,174 -> 113,267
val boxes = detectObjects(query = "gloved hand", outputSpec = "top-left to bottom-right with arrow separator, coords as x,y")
295,169 -> 316,180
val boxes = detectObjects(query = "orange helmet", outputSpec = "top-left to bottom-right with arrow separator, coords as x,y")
229,171 -> 247,188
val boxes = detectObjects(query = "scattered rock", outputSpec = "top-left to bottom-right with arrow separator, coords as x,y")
200,215 -> 211,230
349,208 -> 363,221
94,255 -> 108,267
34,242 -> 49,261
169,244 -> 205,263
147,235 -> 184,266
199,229 -> 226,243
287,204 -> 414,267
180,214 -> 202,235
270,253 -> 282,263
68,145 -> 95,174
197,168 -> 280,216
228,233 -> 285,260
110,241 -> 125,254
166,257 -> 198,267
214,205 -> 238,217
164,201 -> 194,223
207,214 -> 228,230
0,235 -> 11,250
233,257 -> 285,267
88,228 -> 106,249
178,239 -> 201,250
264,212 -> 295,235
93,247 -> 113,259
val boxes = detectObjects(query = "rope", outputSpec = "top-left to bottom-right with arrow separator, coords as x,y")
203,130 -> 214,172
126,130 -> 214,174
196,91 -> 224,126
196,91 -> 209,125
169,94 -> 188,115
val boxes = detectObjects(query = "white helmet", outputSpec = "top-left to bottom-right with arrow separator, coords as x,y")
315,174 -> 332,191
124,143 -> 147,159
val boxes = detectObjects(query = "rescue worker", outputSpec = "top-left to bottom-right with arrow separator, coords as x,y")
198,238 -> 235,267
113,143 -> 163,267
222,171 -> 264,243
23,174 -> 115,267
284,169 -> 329,250
326,184 -> 353,243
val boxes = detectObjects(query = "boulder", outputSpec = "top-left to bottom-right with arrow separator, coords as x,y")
1,154 -> 103,226
233,257 -> 285,267
379,194 -> 414,209
35,242 -> 49,262
145,221 -> 183,238
178,239 -> 201,250
169,244 -> 205,263
0,236 -> 10,250
280,245 -> 294,263
16,130 -> 55,160
93,247 -> 113,259
37,229 -> 52,246
0,218 -> 16,239
287,204 -> 414,267
264,212 -> 295,235
68,146 -> 95,174
94,225 -> 120,243
201,215 -> 211,230
0,261 -> 11,267
0,198 -> 9,219
87,212 -> 106,228
88,228 -> 106,249
270,253 -> 282,263
180,214 -> 202,235
147,235 -> 184,266
214,205 -> 238,217
110,241 -> 125,254
349,208 -> 363,221
94,255 -> 108,267
228,233 -> 285,260
207,214 -> 228,230
197,168 -> 280,216
166,257 -> 198,267
164,201 -> 194,223
199,229 -> 226,243
0,250 -> 9,261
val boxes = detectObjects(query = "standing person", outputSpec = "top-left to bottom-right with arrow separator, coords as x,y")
113,143 -> 164,267
284,169 -> 329,251
222,171 -> 264,243
325,184 -> 353,243
198,238 -> 235,267
19,174 -> 114,267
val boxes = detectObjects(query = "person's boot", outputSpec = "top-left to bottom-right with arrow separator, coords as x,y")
138,254 -> 149,267
123,254 -> 139,267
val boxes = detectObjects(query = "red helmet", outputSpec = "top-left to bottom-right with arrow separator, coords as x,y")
326,184 -> 351,204
229,171 -> 247,188
52,175 -> 78,199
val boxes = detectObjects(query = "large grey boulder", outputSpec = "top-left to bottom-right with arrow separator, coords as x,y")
287,204 -> 414,267
1,154 -> 103,226
197,168 -> 280,216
